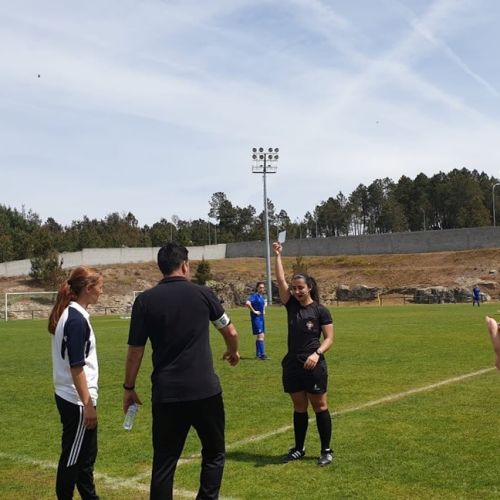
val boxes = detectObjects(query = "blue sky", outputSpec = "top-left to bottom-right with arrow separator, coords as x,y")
1,0 -> 500,226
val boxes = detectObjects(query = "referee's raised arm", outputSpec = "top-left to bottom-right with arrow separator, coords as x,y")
273,241 -> 291,305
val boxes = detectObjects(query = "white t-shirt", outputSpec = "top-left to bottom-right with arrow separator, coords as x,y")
52,301 -> 99,405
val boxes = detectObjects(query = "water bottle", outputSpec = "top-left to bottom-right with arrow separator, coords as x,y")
123,403 -> 138,431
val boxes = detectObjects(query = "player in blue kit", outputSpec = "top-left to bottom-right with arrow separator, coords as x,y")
246,282 -> 268,360
472,286 -> 481,306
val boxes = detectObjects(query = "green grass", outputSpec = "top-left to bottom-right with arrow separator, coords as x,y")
1,303 -> 499,499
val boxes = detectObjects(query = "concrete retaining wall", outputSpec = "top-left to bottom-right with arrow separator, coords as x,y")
1,228 -> 499,278
0,244 -> 227,277
226,227 -> 500,257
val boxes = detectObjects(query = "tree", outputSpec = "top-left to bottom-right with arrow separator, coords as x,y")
292,256 -> 308,275
234,205 -> 257,239
349,184 -> 369,234
377,196 -> 408,233
315,193 -> 350,237
30,250 -> 66,287
190,219 -> 210,246
0,210 -> 14,262
194,258 -> 212,285
149,219 -> 174,246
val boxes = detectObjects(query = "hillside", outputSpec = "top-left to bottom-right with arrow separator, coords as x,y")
1,248 -> 499,315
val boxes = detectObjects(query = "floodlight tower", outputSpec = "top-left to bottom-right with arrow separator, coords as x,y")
252,147 -> 279,305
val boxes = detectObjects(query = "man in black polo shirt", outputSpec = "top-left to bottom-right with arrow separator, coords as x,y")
122,242 -> 240,500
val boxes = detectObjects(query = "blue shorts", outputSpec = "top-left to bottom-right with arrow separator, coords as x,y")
251,316 -> 265,335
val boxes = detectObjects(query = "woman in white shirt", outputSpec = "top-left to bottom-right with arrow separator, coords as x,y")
48,266 -> 103,500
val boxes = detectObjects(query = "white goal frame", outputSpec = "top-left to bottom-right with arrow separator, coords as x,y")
119,290 -> 144,320
4,291 -> 57,321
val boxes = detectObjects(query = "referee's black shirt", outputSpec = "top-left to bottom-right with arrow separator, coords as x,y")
128,276 -> 226,403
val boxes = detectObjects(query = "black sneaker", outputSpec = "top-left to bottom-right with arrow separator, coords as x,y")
282,447 -> 305,463
317,448 -> 334,466
259,354 -> 270,360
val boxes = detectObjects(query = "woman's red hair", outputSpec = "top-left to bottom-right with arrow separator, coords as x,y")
48,266 -> 102,334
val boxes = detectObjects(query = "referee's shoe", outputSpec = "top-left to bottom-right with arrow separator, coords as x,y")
317,448 -> 334,466
282,447 -> 305,463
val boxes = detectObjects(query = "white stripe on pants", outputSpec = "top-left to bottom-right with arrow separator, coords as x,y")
67,405 -> 85,466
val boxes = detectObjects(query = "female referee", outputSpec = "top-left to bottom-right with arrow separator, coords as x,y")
273,241 -> 334,466
48,266 -> 103,499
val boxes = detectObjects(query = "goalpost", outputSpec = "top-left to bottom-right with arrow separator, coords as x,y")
120,290 -> 144,320
4,291 -> 58,321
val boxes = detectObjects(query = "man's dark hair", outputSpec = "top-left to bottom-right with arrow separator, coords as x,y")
157,242 -> 189,276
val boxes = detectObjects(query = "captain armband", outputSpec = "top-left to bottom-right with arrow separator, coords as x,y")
212,313 -> 231,329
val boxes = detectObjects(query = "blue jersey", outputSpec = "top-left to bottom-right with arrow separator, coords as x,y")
248,292 -> 266,334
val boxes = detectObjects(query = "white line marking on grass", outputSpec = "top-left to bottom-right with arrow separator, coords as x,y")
331,367 -> 495,417
4,367 -> 493,496
180,366 -> 496,461
0,452 -> 211,499
128,458 -> 193,482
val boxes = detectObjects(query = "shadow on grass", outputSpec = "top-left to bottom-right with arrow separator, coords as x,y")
226,450 -> 317,467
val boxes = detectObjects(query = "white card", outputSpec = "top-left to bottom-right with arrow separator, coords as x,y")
278,230 -> 286,243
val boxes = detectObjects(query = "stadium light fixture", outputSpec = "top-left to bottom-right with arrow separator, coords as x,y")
493,183 -> 500,226
252,147 -> 279,305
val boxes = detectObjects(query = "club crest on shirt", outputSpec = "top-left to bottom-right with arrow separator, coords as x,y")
306,320 -> 314,330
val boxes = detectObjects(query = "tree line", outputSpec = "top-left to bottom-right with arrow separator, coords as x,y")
1,167 -> 498,263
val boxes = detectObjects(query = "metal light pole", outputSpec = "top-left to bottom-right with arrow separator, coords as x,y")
252,147 -> 279,305
493,183 -> 500,227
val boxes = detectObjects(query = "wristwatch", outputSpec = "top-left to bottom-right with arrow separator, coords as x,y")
315,348 -> 323,356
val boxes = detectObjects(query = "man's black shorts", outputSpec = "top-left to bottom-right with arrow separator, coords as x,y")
282,353 -> 328,394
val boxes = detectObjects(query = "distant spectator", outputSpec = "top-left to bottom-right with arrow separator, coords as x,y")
472,286 -> 481,307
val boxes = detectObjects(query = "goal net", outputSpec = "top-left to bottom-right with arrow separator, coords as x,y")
3,291 -> 58,321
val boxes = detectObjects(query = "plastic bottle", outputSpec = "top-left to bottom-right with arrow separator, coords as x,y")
123,403 -> 138,431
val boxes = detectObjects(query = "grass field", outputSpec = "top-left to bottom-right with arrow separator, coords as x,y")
1,303 -> 499,499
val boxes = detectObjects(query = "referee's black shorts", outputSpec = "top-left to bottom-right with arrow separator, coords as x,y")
281,353 -> 328,394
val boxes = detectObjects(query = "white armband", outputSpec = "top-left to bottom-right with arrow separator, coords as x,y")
212,313 -> 231,329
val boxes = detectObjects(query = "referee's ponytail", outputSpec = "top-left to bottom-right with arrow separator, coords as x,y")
48,266 -> 101,334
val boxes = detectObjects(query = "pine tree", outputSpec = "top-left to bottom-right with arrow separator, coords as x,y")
194,258 -> 212,285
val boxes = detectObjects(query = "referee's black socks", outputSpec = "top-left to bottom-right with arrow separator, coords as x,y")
315,409 -> 332,451
293,411 -> 308,451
